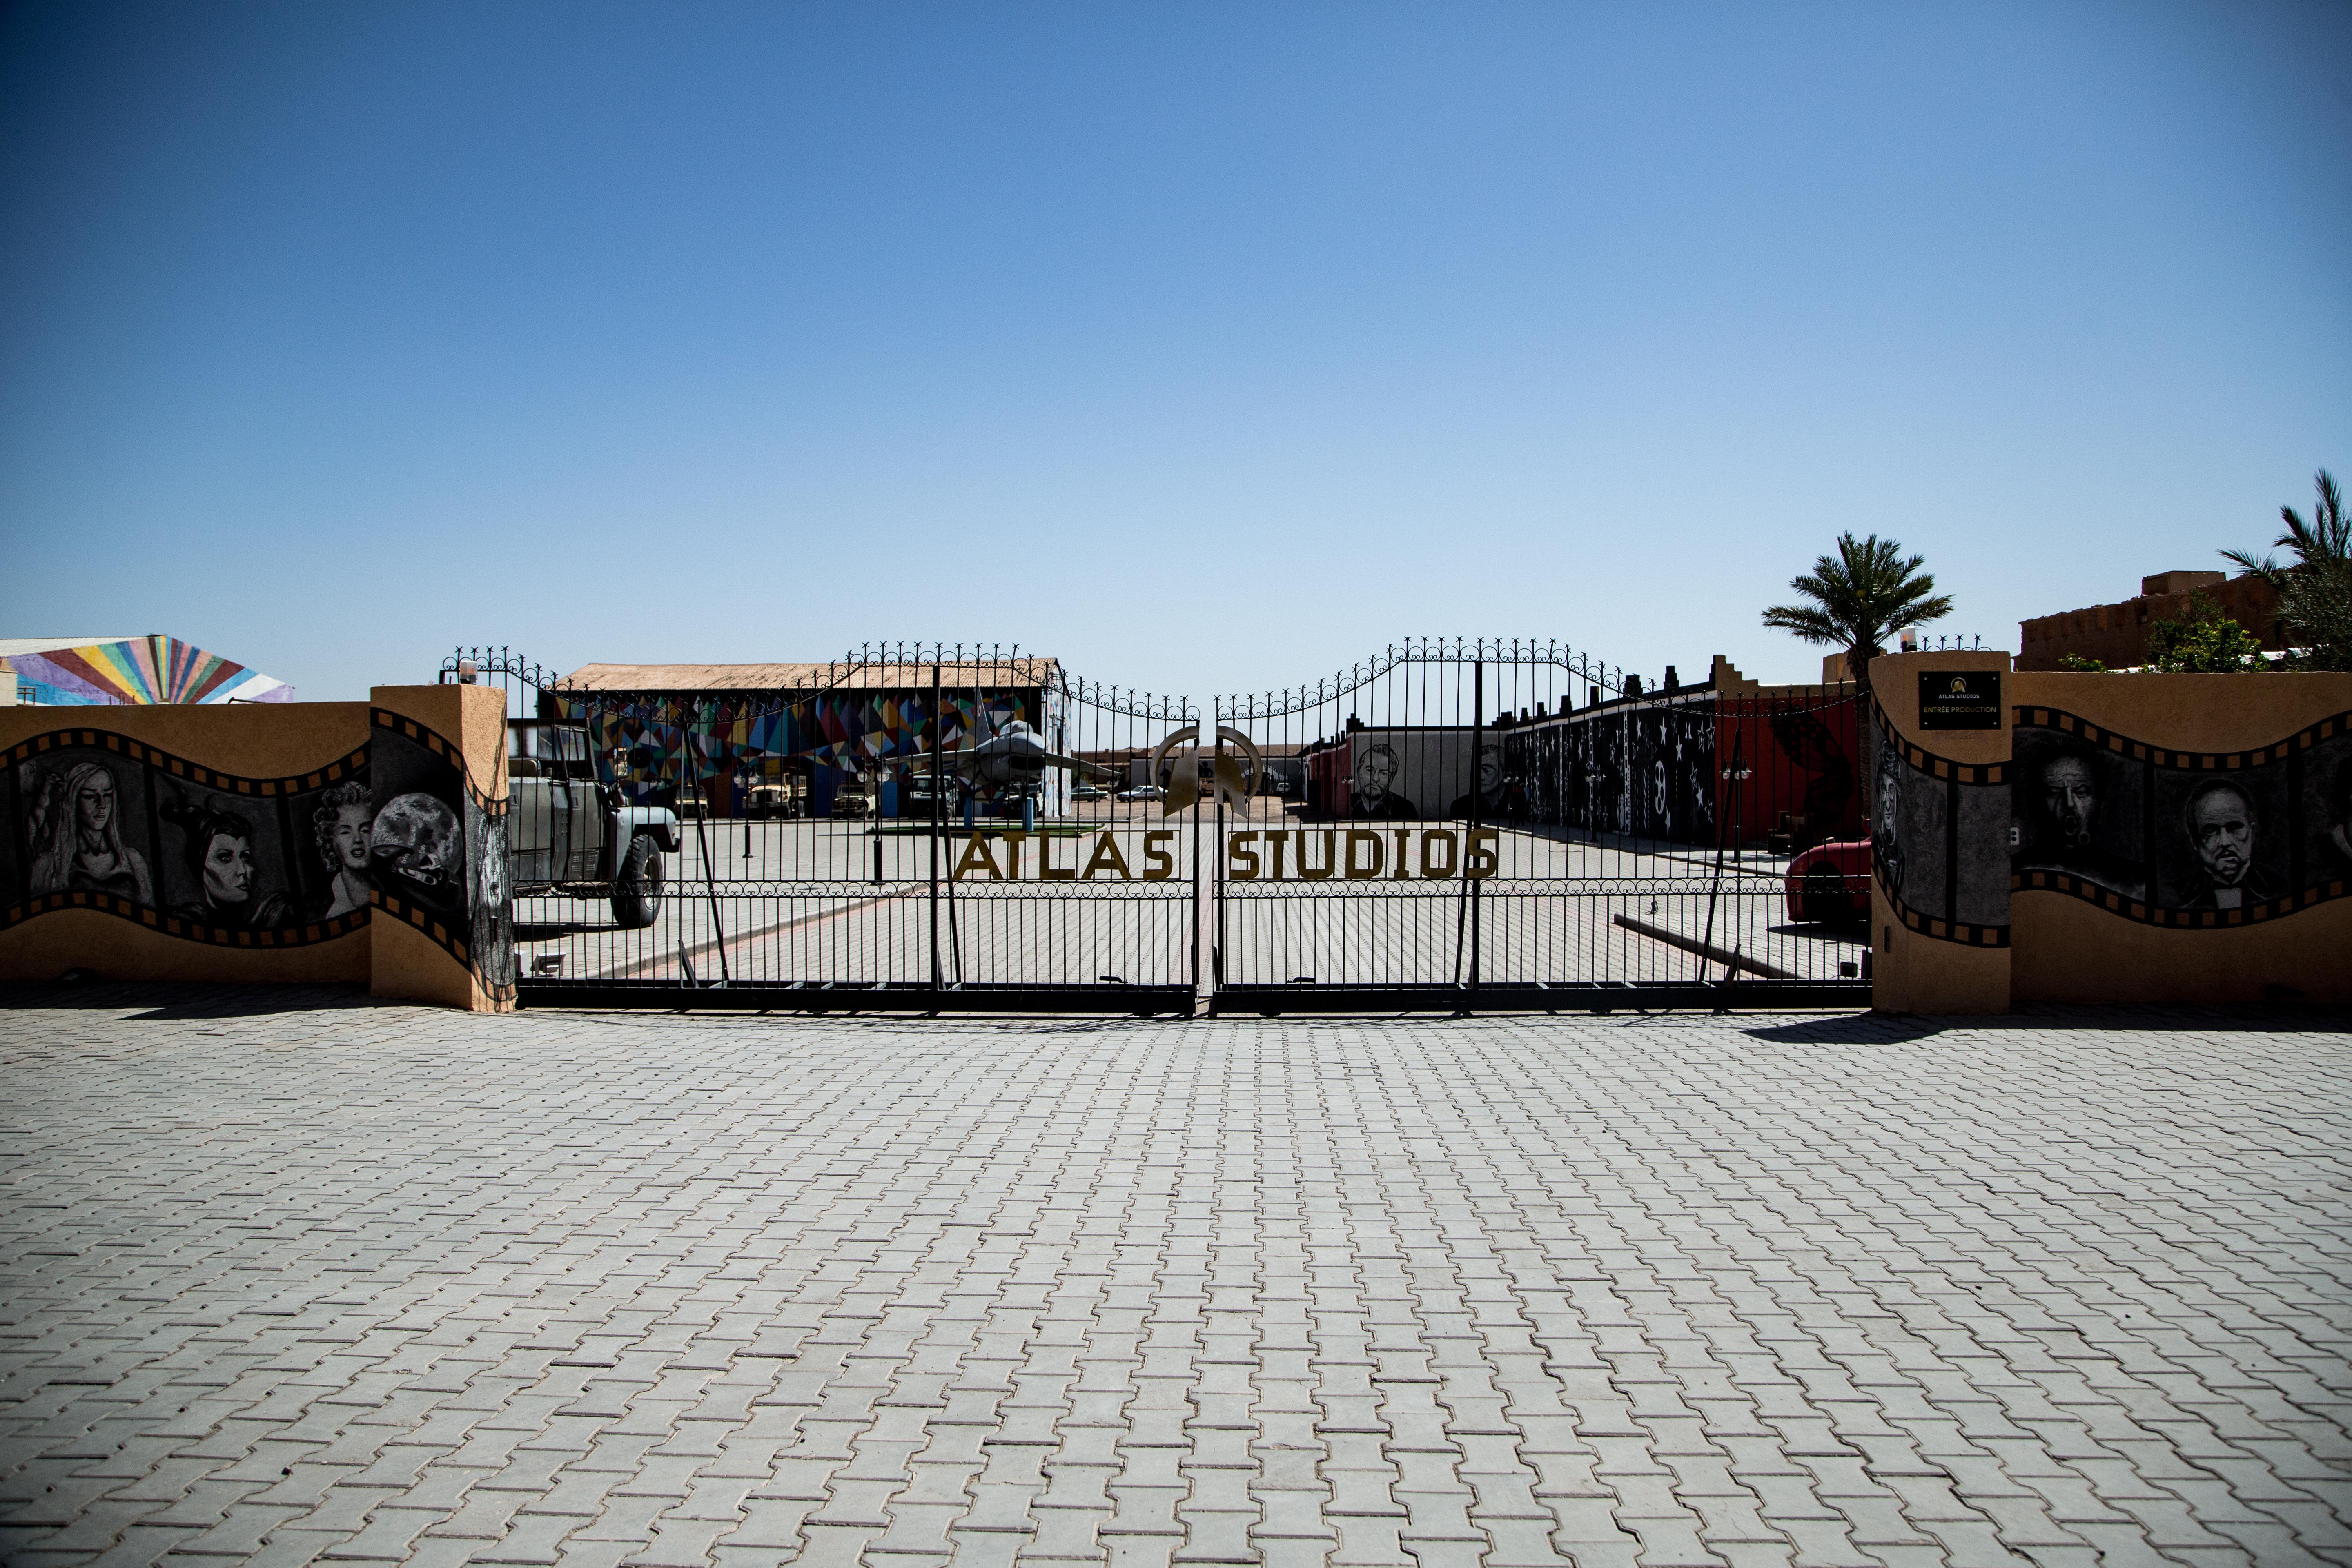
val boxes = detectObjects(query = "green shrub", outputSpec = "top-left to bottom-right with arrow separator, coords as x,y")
2145,592 -> 2266,673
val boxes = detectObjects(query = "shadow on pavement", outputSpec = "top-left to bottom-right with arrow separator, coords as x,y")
1,980 -> 382,1019
1746,1001 -> 2352,1043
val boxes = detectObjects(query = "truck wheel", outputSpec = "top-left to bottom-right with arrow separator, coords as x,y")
612,838 -> 664,929
1799,865 -> 1846,925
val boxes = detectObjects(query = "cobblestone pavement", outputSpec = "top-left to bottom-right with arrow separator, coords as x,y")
2,989 -> 2348,1568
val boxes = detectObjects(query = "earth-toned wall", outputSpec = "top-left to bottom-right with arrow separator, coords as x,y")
2007,669 -> 2352,1005
1870,652 -> 2352,1012
0,684 -> 512,1009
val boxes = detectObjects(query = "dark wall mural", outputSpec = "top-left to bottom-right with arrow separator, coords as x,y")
2305,735 -> 2352,886
2011,708 -> 2352,925
1501,693 -> 1859,851
369,710 -> 514,993
1872,713 -> 2012,946
467,793 -> 515,991
2,729 -> 372,946
1505,701 -> 1717,845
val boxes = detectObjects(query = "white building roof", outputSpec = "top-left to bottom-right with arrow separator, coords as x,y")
0,637 -> 139,656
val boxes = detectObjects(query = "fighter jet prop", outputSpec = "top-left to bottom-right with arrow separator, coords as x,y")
907,720 -> 1120,797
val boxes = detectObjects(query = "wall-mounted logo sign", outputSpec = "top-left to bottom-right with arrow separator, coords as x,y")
1147,725 -> 1263,814
1918,670 -> 2002,730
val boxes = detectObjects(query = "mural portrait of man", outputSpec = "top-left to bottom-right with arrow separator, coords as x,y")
2182,778 -> 2272,910
1352,744 -> 1417,821
2016,742 -> 2145,899
1449,744 -> 1508,820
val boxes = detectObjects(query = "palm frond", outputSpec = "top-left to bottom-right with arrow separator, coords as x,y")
2220,548 -> 2281,584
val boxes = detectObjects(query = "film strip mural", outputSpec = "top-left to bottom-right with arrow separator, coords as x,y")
370,709 -> 514,1000
1872,709 -> 2012,947
2011,706 -> 2352,929
1,727 -> 373,949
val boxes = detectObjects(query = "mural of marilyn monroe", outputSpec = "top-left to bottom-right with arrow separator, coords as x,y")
28,760 -> 155,904
312,780 -> 373,919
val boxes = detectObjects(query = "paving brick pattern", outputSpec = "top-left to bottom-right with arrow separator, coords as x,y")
2,989 -> 2346,1567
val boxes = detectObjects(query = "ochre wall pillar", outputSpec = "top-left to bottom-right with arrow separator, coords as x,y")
1869,651 -> 2014,1015
366,684 -> 515,1012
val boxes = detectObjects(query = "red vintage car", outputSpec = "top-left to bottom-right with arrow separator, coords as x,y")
1785,839 -> 1871,924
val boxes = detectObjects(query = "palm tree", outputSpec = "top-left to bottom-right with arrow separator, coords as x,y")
1761,533 -> 1954,699
2222,469 -> 2352,671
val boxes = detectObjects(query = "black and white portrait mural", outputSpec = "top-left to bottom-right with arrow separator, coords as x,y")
2012,708 -> 2352,925
2156,773 -> 2286,911
5,731 -> 372,944
2011,731 -> 2147,900
25,754 -> 156,905
1350,743 -> 1418,820
311,780 -> 374,920
1875,715 -> 2009,942
158,790 -> 298,930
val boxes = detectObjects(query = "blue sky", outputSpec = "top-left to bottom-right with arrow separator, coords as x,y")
2,2 -> 2346,703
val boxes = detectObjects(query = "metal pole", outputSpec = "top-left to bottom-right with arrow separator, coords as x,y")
929,661 -> 942,992
691,781 -> 731,987
1469,659 -> 1483,992
1701,731 -> 1742,975
1212,719 -> 1226,993
1190,720 -> 1202,1003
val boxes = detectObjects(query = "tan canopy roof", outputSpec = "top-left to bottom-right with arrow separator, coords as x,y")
557,658 -> 1059,693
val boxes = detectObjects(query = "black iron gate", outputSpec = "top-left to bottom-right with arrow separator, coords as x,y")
444,645 -> 1199,1012
445,637 -> 1871,1013
1207,639 -> 1872,1012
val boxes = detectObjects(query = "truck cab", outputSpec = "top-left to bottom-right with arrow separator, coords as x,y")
508,720 -> 681,928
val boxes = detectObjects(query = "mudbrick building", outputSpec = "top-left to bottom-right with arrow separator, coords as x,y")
2018,569 -> 2283,670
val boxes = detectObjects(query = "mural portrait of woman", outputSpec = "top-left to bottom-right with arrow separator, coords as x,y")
311,779 -> 374,920
26,758 -> 155,905
160,797 -> 295,930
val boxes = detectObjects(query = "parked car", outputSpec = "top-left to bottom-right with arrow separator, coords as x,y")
507,720 -> 680,929
1072,782 -> 1108,802
1785,839 -> 1870,925
831,781 -> 875,818
1116,784 -> 1166,802
746,781 -> 804,819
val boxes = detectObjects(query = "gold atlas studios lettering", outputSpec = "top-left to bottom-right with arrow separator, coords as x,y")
949,828 -> 1498,881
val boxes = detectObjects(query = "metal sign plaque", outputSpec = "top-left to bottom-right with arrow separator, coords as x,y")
1918,670 -> 2002,730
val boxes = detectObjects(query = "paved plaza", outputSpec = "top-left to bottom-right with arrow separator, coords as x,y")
2,991 -> 2347,1568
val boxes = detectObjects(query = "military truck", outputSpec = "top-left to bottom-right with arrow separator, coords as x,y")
507,720 -> 681,929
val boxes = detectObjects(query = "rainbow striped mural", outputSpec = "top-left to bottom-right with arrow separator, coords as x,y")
0,636 -> 293,706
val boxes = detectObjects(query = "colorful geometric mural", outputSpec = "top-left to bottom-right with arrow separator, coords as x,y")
0,636 -> 293,707
552,688 -> 1036,802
